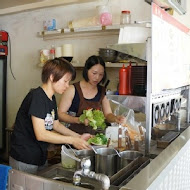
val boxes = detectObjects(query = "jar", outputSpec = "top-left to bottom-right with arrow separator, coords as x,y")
120,10 -> 131,25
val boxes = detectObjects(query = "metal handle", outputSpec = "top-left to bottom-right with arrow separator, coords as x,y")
61,145 -> 81,162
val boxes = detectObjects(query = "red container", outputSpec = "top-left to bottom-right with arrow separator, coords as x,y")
126,63 -> 132,95
119,64 -> 132,95
119,64 -> 127,95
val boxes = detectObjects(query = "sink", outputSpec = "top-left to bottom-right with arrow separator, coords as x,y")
38,164 -> 119,190
38,157 -> 150,190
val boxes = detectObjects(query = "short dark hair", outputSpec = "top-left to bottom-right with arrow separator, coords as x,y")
41,58 -> 76,83
82,55 -> 107,84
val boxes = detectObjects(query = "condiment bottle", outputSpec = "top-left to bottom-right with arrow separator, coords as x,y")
120,10 -> 131,25
118,125 -> 123,148
119,64 -> 127,95
134,135 -> 139,151
126,62 -> 132,95
49,45 -> 55,59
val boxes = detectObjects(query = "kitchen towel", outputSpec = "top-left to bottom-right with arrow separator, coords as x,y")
0,164 -> 12,190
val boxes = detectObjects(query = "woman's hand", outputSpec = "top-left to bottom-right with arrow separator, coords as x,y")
115,115 -> 126,124
72,137 -> 90,150
81,133 -> 92,141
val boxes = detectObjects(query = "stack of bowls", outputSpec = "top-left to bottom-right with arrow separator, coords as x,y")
99,48 -> 117,63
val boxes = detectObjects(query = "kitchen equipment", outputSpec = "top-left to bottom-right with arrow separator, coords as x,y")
55,46 -> 62,58
99,48 -> 117,62
117,150 -> 143,171
0,31 -> 8,151
62,44 -> 73,62
61,145 -> 78,169
95,147 -> 117,176
157,131 -> 180,148
75,149 -> 95,171
131,65 -> 147,96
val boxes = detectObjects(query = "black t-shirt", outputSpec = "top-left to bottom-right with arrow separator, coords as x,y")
10,87 -> 58,166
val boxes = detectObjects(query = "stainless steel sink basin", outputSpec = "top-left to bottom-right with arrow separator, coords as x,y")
38,164 -> 118,190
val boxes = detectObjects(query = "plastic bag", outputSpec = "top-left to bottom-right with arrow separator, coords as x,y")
113,101 -> 145,142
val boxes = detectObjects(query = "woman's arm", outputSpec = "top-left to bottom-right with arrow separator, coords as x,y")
58,85 -> 80,124
32,116 -> 90,149
102,96 -> 125,124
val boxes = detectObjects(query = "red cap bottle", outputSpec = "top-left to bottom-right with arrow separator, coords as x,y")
119,64 -> 128,95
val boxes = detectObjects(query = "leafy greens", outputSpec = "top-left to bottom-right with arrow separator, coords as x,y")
88,133 -> 108,145
79,109 -> 106,130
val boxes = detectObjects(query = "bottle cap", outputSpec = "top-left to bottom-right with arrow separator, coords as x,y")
121,10 -> 130,14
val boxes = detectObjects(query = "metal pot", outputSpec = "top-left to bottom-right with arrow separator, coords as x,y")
95,147 -> 117,176
117,150 -> 143,171
75,149 -> 95,171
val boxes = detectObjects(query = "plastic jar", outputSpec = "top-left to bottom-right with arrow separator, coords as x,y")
97,5 -> 112,26
120,10 -> 131,25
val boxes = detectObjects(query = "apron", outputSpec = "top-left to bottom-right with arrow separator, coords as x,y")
69,82 -> 106,135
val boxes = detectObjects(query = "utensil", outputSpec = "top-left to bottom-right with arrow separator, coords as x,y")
104,79 -> 110,89
61,145 -> 80,162
107,135 -> 111,147
117,150 -> 143,171
114,148 -> 121,157
95,147 -> 118,176
66,144 -> 78,157
91,146 -> 98,154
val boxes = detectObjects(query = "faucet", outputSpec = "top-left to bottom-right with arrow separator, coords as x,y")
73,158 -> 110,190
61,145 -> 110,190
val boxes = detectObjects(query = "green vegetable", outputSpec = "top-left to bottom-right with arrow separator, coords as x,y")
88,133 -> 108,145
79,109 -> 106,130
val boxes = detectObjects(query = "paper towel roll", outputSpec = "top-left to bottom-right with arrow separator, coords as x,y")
55,46 -> 62,58
62,44 -> 73,57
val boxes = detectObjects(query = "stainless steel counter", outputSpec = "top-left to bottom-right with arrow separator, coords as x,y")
121,126 -> 190,190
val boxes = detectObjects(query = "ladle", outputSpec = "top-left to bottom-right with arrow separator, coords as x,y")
66,144 -> 78,157
62,145 -> 81,162
114,148 -> 121,157
91,146 -> 98,154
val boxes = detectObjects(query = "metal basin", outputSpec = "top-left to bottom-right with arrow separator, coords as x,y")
75,149 -> 95,171
117,150 -> 143,171
38,164 -> 118,190
95,147 -> 118,177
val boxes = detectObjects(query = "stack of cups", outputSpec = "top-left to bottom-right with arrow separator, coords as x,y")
55,46 -> 62,58
51,44 -> 74,62
62,44 -> 74,62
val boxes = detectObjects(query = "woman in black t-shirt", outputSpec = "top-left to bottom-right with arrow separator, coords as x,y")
10,58 -> 91,174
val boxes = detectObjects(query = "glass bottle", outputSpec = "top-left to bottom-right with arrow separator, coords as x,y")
120,10 -> 131,25
49,45 -> 55,59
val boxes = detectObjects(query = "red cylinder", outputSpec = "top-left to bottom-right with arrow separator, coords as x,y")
119,64 -> 128,95
126,63 -> 132,95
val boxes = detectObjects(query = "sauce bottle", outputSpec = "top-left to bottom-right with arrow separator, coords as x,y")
119,64 -> 127,95
118,125 -> 123,148
126,62 -> 132,95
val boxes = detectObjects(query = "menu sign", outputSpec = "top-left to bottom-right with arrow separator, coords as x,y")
152,3 -> 190,94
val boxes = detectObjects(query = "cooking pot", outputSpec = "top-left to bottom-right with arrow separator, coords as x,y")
95,147 -> 117,176
75,149 -> 95,171
117,150 -> 143,171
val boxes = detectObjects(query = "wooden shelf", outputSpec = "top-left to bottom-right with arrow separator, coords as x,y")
37,25 -> 121,40
38,61 -> 146,68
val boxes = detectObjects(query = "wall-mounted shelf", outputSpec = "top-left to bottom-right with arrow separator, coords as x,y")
37,25 -> 121,40
37,61 -> 147,68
